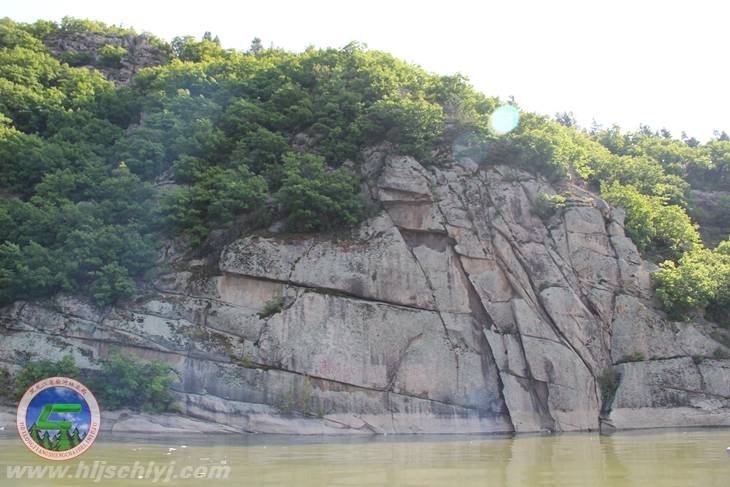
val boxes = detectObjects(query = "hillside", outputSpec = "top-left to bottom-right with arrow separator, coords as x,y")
0,17 -> 728,433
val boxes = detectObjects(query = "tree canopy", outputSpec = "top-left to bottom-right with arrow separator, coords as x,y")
0,17 -> 728,324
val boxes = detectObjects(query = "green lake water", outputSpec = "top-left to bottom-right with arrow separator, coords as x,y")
1,428 -> 728,486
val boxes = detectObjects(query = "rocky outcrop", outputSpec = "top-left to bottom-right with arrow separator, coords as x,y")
1,149 -> 728,434
44,31 -> 169,84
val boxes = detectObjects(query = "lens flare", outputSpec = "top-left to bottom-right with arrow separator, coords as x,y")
489,105 -> 520,135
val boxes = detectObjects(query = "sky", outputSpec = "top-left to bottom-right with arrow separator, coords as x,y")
4,0 -> 728,140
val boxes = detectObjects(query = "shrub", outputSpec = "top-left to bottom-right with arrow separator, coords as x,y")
484,115 -> 602,182
259,295 -> 284,318
57,50 -> 93,67
274,152 -> 365,232
14,355 -> 80,399
533,192 -> 566,219
13,352 -> 177,412
598,368 -> 620,412
712,348 -> 730,360
357,93 -> 445,162
601,182 -> 700,260
162,164 -> 269,246
88,262 -> 136,305
653,241 -> 730,320
97,44 -> 127,68
619,351 -> 646,363
0,367 -> 11,401
92,349 -> 177,412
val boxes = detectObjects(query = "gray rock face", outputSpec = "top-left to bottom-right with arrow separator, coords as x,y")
1,151 -> 728,434
44,31 -> 169,84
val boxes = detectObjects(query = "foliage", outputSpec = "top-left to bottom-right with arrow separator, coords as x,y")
601,182 -> 700,261
0,367 -> 11,401
14,355 -> 80,399
97,44 -> 126,68
57,16 -> 138,36
713,348 -> 730,360
92,349 -> 177,412
533,192 -> 566,220
653,241 -> 730,321
0,15 -> 729,323
171,35 -> 226,62
357,93 -> 445,162
0,164 -> 158,306
162,164 -> 269,246
274,153 -> 365,232
598,368 -> 620,412
13,353 -> 177,412
57,50 -> 92,66
259,295 -> 284,318
484,114 -> 601,181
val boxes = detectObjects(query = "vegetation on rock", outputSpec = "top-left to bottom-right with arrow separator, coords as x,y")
13,351 -> 177,412
0,16 -> 728,323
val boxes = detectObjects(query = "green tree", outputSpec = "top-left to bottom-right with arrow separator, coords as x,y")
601,182 -> 700,260
41,430 -> 53,450
69,428 -> 82,447
14,355 -> 80,399
92,349 -> 177,412
654,241 -> 730,323
96,44 -> 126,68
53,431 -> 72,451
357,93 -> 445,162
29,423 -> 43,445
274,152 -> 365,232
249,37 -> 263,55
162,164 -> 269,246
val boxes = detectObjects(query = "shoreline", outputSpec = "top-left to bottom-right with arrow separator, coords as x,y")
3,406 -> 730,438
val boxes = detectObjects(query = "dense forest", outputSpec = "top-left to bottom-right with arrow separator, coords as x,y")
0,17 -> 728,325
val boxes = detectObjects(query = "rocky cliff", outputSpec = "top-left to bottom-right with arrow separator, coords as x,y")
1,148 -> 728,434
44,31 -> 169,84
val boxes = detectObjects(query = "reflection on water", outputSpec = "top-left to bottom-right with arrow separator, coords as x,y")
1,429 -> 728,486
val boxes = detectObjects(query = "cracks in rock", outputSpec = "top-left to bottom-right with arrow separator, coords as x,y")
433,177 -> 533,430
261,360 -> 496,412
387,392 -> 397,432
450,243 -> 514,423
557,216 -> 616,344
386,332 -> 424,391
286,239 -> 317,283
454,173 -> 568,430
662,386 -> 730,401
379,187 -> 508,418
392,225 -> 464,403
490,215 -> 602,413
390,228 -> 456,345
379,187 -> 433,201
151,285 -> 252,311
220,270 -> 440,315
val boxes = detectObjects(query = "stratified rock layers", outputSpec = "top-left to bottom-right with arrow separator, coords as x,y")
1,151 -> 728,434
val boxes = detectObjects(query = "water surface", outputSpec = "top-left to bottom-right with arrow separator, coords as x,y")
1,428 -> 728,486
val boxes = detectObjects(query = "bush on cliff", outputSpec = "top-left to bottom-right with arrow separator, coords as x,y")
274,152 -> 365,232
601,182 -> 700,261
653,240 -> 730,323
13,352 -> 177,412
1,16 -> 729,325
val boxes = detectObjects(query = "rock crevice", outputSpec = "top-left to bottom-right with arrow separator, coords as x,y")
1,152 -> 728,434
